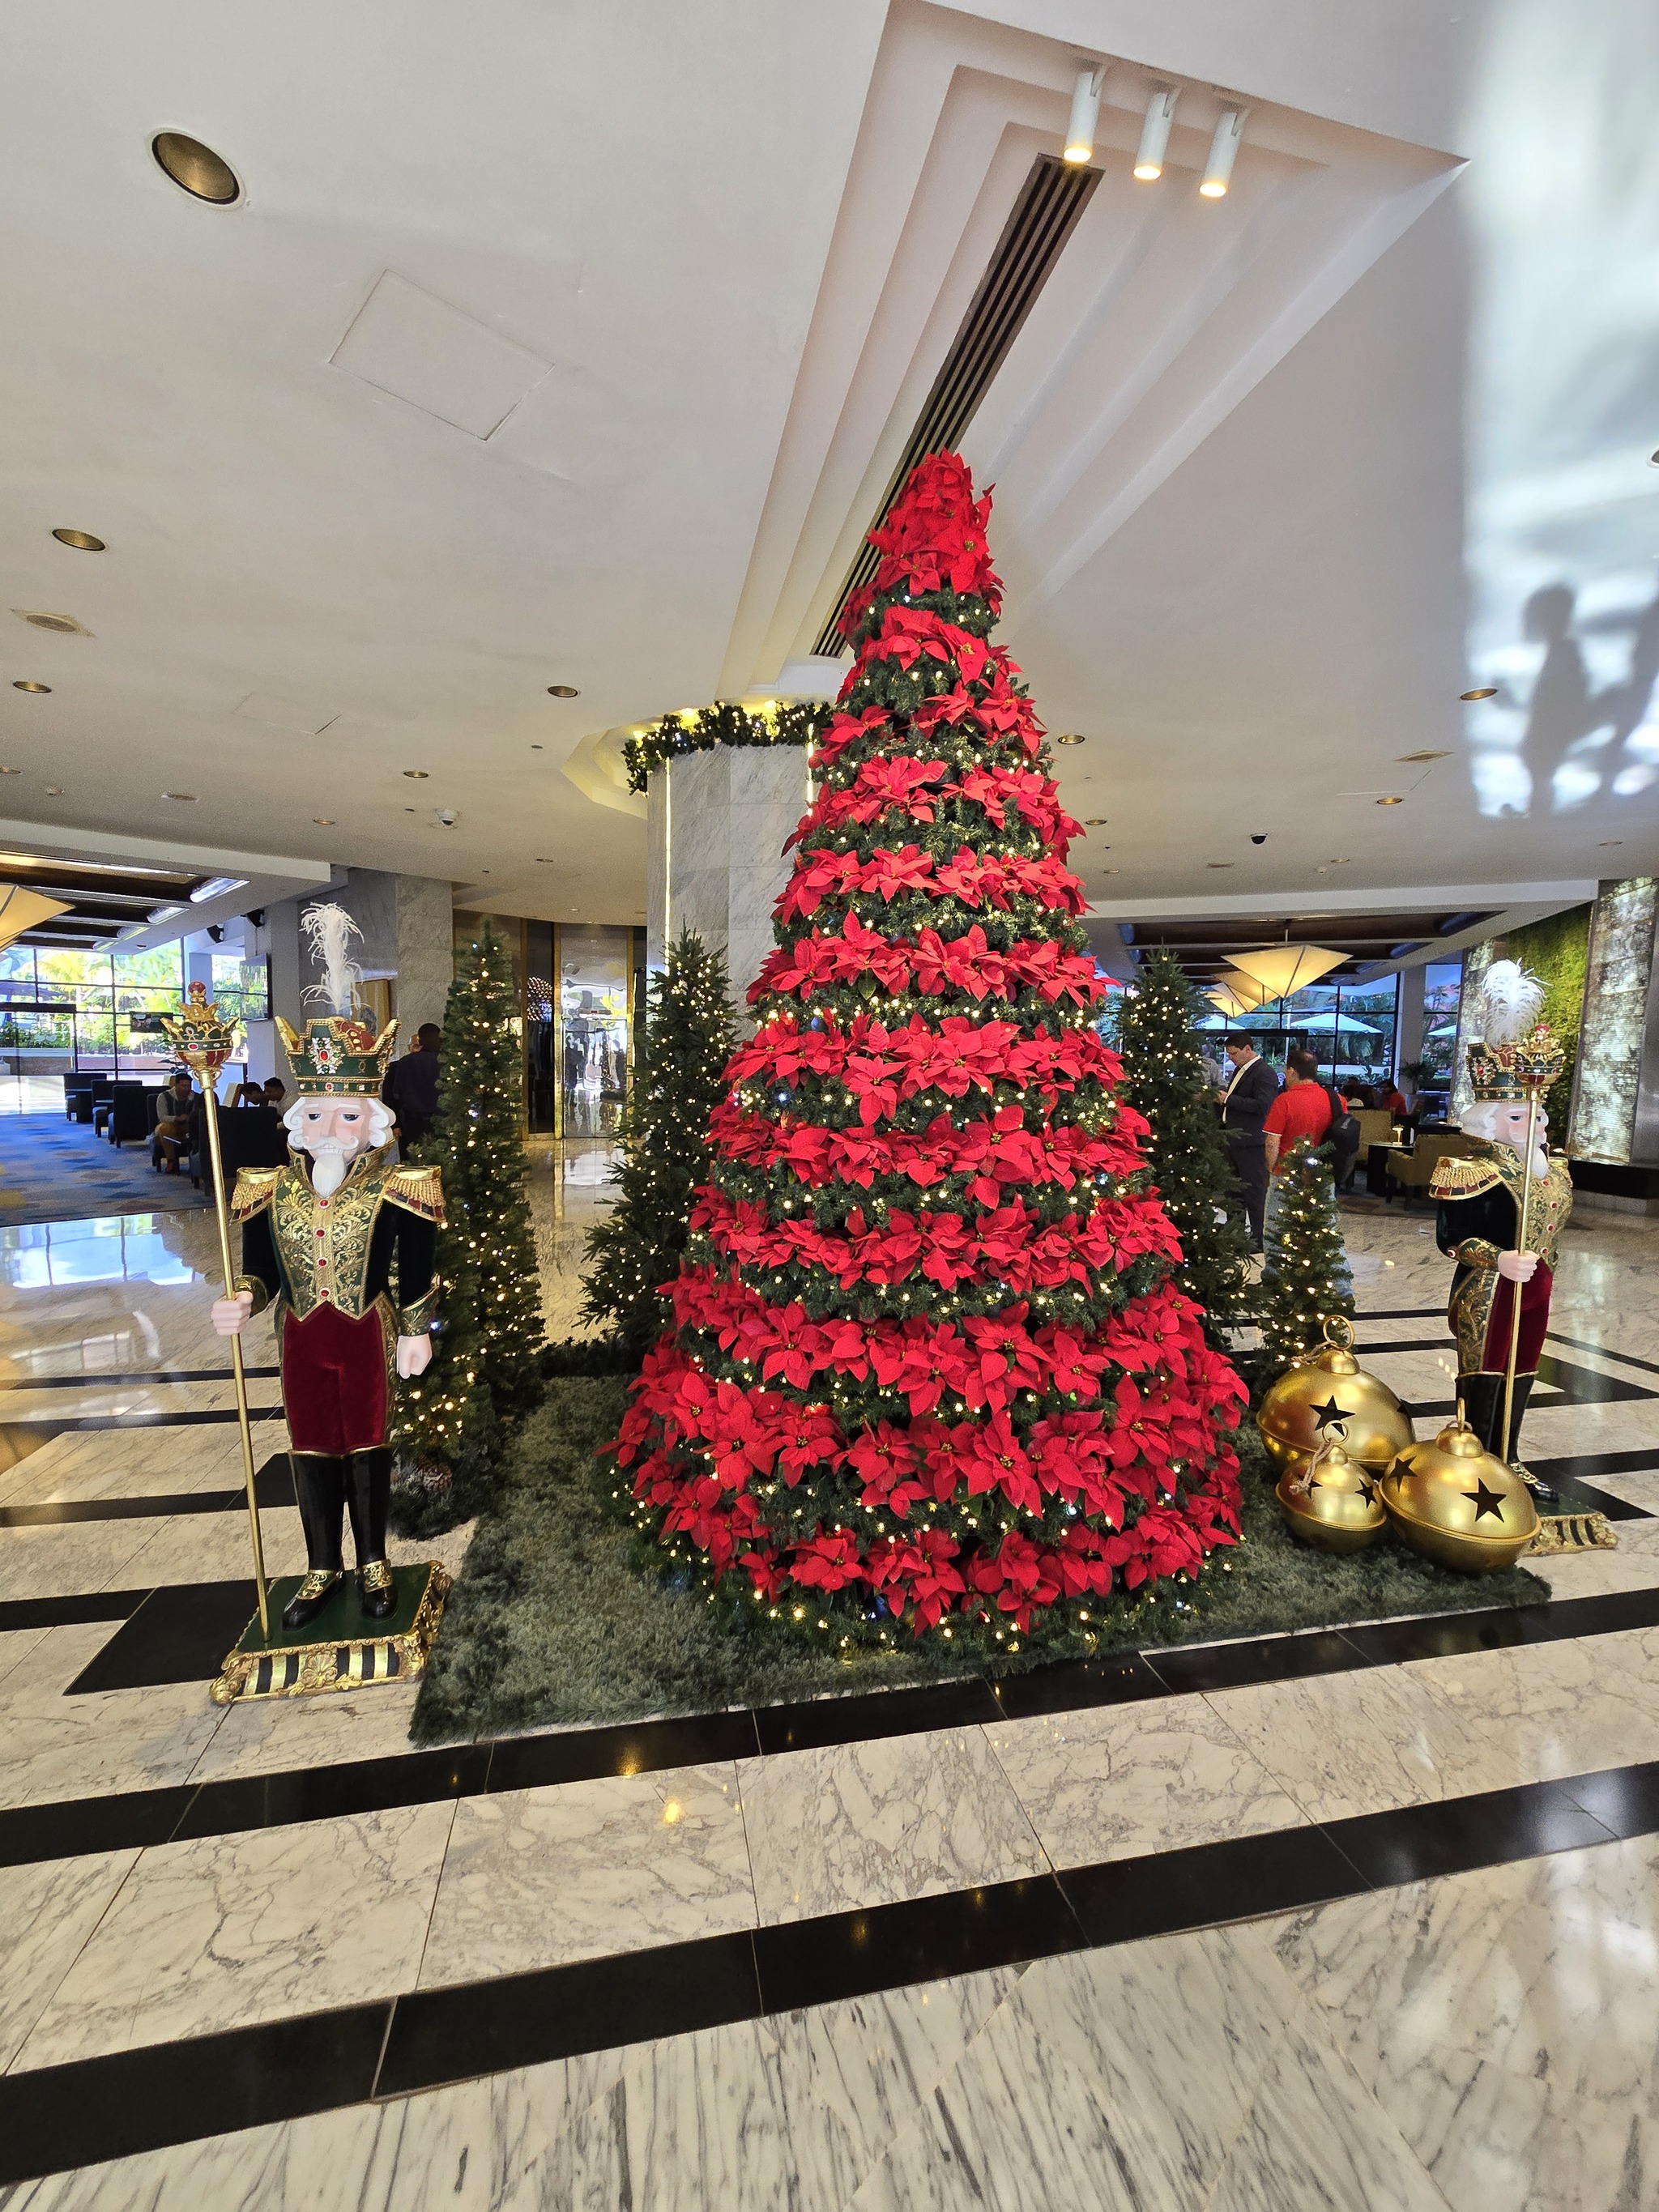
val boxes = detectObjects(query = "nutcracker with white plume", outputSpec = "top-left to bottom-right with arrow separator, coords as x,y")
1430,959 -> 1571,1494
204,901 -> 451,1699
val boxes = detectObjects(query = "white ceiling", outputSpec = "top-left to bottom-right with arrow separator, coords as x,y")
0,0 -> 1654,931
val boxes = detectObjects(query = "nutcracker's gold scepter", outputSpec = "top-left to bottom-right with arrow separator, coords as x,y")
1497,1029 -> 1564,1478
160,986 -> 270,1635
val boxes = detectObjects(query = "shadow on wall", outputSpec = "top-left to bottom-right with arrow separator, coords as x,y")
1478,581 -> 1659,816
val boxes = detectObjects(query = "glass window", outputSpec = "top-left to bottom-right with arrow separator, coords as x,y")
557,924 -> 632,1138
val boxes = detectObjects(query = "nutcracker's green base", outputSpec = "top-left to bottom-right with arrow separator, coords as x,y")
211,1562 -> 450,1703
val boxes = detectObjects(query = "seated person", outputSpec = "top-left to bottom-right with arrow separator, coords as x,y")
230,1082 -> 264,1107
1343,1080 -> 1375,1110
151,1071 -> 198,1173
262,1076 -> 288,1109
1378,1079 -> 1408,1116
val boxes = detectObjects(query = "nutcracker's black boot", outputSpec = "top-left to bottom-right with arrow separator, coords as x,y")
346,1447 -> 397,1620
1458,1371 -> 1552,1500
284,1454 -> 346,1630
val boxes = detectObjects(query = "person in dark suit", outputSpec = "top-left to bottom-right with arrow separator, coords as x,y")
1218,1037 -> 1281,1252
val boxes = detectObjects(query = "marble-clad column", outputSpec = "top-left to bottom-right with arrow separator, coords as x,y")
646,747 -> 813,1018
394,875 -> 455,1038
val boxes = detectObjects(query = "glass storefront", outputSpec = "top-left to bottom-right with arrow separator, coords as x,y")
1196,974 -> 1402,1086
550,924 -> 638,1138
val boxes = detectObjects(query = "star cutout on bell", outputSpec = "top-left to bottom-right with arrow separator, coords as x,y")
1357,1475 -> 1379,1507
1310,1396 -> 1348,1433
1462,1480 -> 1507,1522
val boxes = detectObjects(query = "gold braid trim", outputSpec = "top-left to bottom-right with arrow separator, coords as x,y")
229,1166 -> 282,1221
1429,1154 -> 1503,1199
1454,1238 -> 1502,1270
385,1164 -> 446,1226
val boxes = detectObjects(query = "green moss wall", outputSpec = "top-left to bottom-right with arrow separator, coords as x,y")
1502,904 -> 1591,1142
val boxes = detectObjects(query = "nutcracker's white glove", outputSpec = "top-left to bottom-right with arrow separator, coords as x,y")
211,1289 -> 254,1336
1496,1250 -> 1539,1284
397,1333 -> 433,1379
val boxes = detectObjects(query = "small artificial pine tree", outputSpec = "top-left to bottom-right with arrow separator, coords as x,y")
396,925 -> 545,1500
1259,1137 -> 1355,1370
582,929 -> 737,1358
611,451 -> 1247,1655
1111,948 -> 1251,1348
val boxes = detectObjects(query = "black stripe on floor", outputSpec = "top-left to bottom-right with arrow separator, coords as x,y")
0,1457 -> 296,1528
0,1367 -> 279,1392
10,1583 -> 1659,1867
1,1759 -> 1653,2185
0,1406 -> 284,1438
1546,1332 -> 1659,1380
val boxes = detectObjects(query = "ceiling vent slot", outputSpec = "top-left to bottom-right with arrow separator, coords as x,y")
812,153 -> 1100,658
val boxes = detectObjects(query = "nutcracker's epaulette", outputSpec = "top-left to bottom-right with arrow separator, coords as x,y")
1429,1153 -> 1503,1200
384,1163 -> 446,1225
229,1166 -> 282,1221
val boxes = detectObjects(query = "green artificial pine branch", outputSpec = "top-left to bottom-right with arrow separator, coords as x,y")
1109,948 -> 1252,1349
582,929 -> 736,1357
394,925 -> 545,1514
1258,1137 -> 1354,1370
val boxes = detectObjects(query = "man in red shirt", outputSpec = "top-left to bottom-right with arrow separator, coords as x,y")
1263,1049 -> 1333,1174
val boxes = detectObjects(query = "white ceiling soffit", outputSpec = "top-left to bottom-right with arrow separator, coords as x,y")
561,726 -> 646,820
723,2 -> 1457,695
0,816 -> 335,948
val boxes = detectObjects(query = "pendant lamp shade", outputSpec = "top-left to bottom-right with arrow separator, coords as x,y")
1230,944 -> 1346,998
1207,983 -> 1256,1019
0,884 -> 70,951
1217,967 -> 1276,1009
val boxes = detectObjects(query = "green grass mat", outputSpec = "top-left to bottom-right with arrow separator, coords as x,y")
408,1377 -> 1550,1745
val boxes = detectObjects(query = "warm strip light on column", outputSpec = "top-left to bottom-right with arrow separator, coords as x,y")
1200,106 -> 1243,197
1134,87 -> 1178,179
1230,944 -> 1345,997
1064,65 -> 1105,164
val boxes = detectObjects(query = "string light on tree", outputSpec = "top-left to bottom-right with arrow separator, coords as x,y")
1259,1137 -> 1354,1370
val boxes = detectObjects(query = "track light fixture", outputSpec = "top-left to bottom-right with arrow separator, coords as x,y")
1134,87 -> 1178,180
1064,65 -> 1105,164
1200,106 -> 1243,198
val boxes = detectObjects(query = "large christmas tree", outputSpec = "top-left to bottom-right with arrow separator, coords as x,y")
1111,948 -> 1252,1349
397,925 -> 545,1503
582,929 -> 736,1358
612,454 -> 1245,1652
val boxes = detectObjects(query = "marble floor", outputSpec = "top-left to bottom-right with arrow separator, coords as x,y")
0,1154 -> 1656,2208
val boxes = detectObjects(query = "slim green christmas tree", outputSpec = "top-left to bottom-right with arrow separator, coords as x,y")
1111,948 -> 1251,1347
1259,1137 -> 1354,1370
582,930 -> 736,1358
396,925 -> 544,1506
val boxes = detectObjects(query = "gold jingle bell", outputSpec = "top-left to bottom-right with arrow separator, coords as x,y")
1256,1314 -> 1414,1477
1275,1432 -> 1387,1555
1381,1411 -> 1541,1575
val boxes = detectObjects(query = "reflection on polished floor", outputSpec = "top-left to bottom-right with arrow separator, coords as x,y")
0,1162 -> 1657,2207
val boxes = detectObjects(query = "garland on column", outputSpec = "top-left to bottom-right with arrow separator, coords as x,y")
1110,948 -> 1252,1349
609,452 -> 1246,1656
582,929 -> 737,1358
1258,1137 -> 1354,1370
396,925 -> 545,1510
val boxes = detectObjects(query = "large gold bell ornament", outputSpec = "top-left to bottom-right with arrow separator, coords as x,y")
1256,1314 -> 1414,1477
1381,1412 -> 1541,1574
1275,1433 -> 1387,1555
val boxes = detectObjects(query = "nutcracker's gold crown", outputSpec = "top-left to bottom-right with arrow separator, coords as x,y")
1465,1024 -> 1566,1104
275,1013 -> 397,1097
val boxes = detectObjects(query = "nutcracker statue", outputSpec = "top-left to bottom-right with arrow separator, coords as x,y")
210,905 -> 446,1643
1431,960 -> 1572,1498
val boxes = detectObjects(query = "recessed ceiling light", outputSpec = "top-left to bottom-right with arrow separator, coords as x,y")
1397,749 -> 1451,763
0,767 -> 18,775
1207,861 -> 1235,869
151,131 -> 240,205
1083,816 -> 1107,825
1056,733 -> 1085,746
11,680 -> 50,694
1600,839 -> 1623,846
1326,856 -> 1351,864
163,791 -> 197,802
1650,451 -> 1659,467
530,744 -> 544,751
1375,795 -> 1404,806
313,816 -> 335,825
547,684 -> 580,699
403,769 -> 429,779
51,529 -> 104,552
1460,687 -> 1498,701
535,856 -> 555,863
